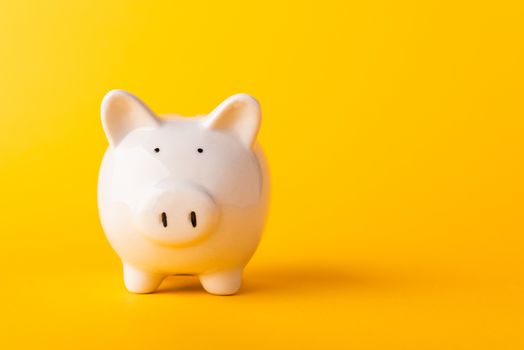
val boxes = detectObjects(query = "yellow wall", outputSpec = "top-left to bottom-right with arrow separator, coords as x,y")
1,1 -> 524,348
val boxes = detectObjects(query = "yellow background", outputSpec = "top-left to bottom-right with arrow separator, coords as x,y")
1,0 -> 523,348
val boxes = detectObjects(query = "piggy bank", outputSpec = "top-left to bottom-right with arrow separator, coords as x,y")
97,90 -> 269,295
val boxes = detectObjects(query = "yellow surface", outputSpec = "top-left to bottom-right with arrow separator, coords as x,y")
1,1 -> 524,348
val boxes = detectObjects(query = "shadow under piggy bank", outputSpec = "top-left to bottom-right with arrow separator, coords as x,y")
154,263 -> 409,297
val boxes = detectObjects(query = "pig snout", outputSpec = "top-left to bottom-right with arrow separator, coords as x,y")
136,183 -> 219,246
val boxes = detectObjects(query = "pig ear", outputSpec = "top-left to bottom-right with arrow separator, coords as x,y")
101,90 -> 160,147
204,94 -> 261,148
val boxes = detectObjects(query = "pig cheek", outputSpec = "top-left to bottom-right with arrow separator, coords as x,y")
203,153 -> 262,207
110,147 -> 171,212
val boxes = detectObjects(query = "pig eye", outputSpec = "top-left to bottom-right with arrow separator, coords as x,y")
197,148 -> 203,153
154,148 -> 160,153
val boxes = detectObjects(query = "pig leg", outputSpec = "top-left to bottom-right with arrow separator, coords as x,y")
123,263 -> 165,294
199,268 -> 243,295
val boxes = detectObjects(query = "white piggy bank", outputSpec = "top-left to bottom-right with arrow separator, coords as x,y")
97,90 -> 269,295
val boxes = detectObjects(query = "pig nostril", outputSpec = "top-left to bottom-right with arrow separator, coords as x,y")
190,211 -> 197,228
161,212 -> 168,227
